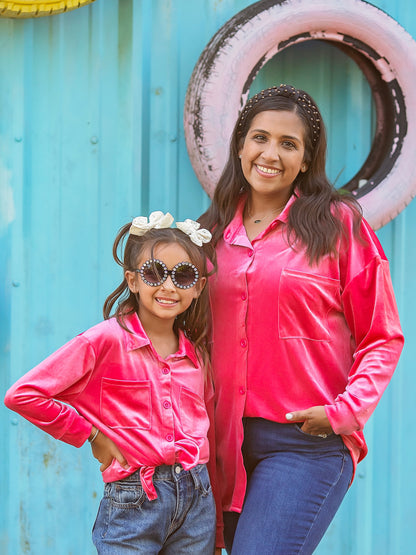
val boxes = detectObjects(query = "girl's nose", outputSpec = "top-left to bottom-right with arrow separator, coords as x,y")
161,275 -> 176,290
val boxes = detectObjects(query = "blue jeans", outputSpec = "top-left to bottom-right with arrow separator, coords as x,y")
224,418 -> 353,555
92,463 -> 215,554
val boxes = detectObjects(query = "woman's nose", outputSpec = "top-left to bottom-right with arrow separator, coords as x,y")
263,142 -> 280,160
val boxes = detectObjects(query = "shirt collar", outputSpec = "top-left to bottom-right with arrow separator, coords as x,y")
121,312 -> 150,351
222,196 -> 251,247
223,191 -> 298,245
122,311 -> 199,367
176,331 -> 199,367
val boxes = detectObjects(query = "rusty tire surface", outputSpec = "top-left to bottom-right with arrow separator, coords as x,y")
184,0 -> 416,229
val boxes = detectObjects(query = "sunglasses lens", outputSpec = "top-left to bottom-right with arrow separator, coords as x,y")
141,261 -> 166,285
174,263 -> 198,288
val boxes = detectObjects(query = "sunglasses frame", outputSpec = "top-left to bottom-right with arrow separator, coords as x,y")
135,259 -> 199,289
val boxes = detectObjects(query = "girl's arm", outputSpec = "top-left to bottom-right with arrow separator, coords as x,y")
88,426 -> 129,471
4,335 -> 98,446
5,334 -> 130,470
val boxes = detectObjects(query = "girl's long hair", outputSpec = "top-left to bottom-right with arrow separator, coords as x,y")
103,225 -> 215,368
199,87 -> 363,264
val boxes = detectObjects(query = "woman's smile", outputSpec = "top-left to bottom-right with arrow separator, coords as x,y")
255,163 -> 282,176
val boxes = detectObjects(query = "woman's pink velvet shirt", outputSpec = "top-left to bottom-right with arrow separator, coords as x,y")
209,195 -> 404,514
4,312 -> 212,500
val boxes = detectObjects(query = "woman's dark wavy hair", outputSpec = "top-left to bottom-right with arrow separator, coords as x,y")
103,225 -> 215,368
199,85 -> 363,264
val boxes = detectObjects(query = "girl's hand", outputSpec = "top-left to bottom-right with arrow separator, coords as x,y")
89,427 -> 129,472
286,405 -> 334,437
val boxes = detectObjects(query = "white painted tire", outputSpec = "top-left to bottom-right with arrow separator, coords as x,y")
184,0 -> 416,229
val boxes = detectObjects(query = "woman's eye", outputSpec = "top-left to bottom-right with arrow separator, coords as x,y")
253,134 -> 267,142
282,140 -> 296,149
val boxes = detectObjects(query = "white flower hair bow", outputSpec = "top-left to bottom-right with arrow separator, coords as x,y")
129,211 -> 211,246
129,211 -> 174,236
176,219 -> 212,246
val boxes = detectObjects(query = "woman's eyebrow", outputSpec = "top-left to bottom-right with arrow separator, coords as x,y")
249,128 -> 270,134
250,128 -> 301,141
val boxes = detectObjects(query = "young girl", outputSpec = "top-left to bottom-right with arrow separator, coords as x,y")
4,211 -> 216,554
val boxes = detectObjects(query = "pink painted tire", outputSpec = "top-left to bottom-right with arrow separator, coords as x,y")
184,0 -> 416,229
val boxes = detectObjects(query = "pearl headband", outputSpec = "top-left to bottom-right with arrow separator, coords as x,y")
238,84 -> 321,145
129,211 -> 212,247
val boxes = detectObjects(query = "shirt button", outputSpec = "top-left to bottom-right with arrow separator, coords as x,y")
241,293 -> 247,301
240,339 -> 247,348
175,465 -> 181,474
166,434 -> 174,442
239,387 -> 245,395
162,367 -> 169,374
248,250 -> 253,257
163,401 -> 171,409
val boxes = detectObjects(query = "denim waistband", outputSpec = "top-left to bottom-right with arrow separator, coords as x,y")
121,463 -> 206,483
243,417 -> 347,451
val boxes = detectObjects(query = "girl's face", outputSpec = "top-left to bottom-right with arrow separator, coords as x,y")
125,242 -> 206,328
239,109 -> 307,203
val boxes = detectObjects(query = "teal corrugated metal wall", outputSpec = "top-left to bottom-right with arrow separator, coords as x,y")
0,0 -> 415,553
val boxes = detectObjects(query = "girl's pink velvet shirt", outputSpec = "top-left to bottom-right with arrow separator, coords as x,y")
4,312 -> 212,500
209,195 -> 404,514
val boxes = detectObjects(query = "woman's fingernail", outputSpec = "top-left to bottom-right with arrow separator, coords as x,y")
286,413 -> 293,420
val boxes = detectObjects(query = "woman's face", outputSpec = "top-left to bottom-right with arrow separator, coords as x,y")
238,109 -> 307,203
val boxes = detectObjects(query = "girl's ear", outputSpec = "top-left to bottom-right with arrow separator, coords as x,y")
193,276 -> 207,299
125,270 -> 140,293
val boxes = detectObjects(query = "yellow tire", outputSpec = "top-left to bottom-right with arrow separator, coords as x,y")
0,0 -> 95,18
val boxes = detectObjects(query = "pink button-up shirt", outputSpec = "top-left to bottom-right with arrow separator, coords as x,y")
4,312 -> 212,500
209,195 -> 404,515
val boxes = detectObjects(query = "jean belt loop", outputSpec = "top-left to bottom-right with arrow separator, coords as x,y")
189,465 -> 201,490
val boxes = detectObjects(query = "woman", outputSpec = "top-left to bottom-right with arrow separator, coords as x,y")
200,85 -> 404,554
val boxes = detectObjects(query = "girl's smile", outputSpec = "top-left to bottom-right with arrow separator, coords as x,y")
155,297 -> 178,305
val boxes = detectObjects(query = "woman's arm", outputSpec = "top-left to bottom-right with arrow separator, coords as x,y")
326,255 -> 403,434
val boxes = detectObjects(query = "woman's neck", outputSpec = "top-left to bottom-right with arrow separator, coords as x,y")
246,192 -> 291,217
243,193 -> 291,241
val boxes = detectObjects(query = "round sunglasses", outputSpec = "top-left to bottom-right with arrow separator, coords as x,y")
135,259 -> 199,289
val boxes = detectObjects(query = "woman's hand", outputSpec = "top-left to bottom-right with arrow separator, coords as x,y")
286,405 -> 334,437
88,427 -> 129,472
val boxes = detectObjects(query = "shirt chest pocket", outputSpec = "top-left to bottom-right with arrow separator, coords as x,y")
100,378 -> 152,430
278,269 -> 341,341
179,386 -> 209,439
